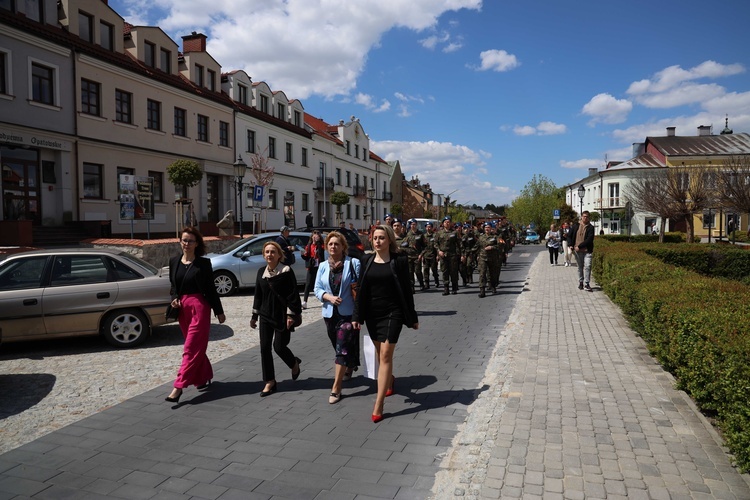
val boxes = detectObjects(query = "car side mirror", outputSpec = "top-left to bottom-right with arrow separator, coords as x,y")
240,251 -> 252,260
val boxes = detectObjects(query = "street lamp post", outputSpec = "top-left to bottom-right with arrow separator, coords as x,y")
577,184 -> 585,217
367,188 -> 376,227
233,156 -> 247,238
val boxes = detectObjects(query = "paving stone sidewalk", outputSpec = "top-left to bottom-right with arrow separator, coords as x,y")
432,252 -> 750,499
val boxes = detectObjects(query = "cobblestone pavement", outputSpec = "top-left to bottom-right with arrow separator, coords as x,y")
0,291 -> 324,455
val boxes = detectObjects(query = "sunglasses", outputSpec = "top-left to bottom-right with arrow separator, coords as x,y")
181,239 -> 196,244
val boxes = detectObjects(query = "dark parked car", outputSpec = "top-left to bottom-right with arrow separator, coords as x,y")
0,248 -> 172,348
295,227 -> 365,260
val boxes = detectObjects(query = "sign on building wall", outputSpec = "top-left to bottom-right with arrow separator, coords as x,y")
119,175 -> 154,220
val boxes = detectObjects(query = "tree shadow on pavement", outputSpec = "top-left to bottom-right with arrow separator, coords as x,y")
0,374 -> 56,420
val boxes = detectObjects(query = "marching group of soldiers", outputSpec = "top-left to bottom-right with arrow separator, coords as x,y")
382,214 -> 516,298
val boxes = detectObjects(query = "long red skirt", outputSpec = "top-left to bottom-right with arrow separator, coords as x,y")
173,293 -> 213,389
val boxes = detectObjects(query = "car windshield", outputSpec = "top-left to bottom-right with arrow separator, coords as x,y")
214,235 -> 254,254
118,253 -> 159,275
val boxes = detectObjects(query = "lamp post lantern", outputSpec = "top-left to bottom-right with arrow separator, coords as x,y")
233,156 -> 247,238
577,184 -> 585,217
367,188 -> 376,226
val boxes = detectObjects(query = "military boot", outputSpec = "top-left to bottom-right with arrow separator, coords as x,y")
442,285 -> 450,296
479,287 -> 486,298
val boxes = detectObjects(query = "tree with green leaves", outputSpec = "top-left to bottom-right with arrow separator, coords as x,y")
330,191 -> 350,223
166,159 -> 203,197
506,174 -> 563,230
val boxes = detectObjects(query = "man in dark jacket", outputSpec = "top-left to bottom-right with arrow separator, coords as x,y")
275,226 -> 296,265
568,211 -> 595,291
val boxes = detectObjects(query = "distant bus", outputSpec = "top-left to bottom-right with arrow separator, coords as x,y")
413,218 -> 439,233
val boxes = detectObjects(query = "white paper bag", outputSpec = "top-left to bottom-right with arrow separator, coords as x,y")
362,334 -> 379,380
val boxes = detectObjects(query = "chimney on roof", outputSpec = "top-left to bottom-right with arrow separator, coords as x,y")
632,142 -> 645,157
666,127 -> 676,137
697,125 -> 712,136
588,168 -> 598,177
182,32 -> 207,53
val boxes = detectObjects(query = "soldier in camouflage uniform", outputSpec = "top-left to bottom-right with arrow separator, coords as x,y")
486,222 -> 501,292
499,219 -> 512,265
392,219 -> 416,292
405,218 -> 426,291
476,222 -> 499,297
461,224 -> 478,285
434,216 -> 463,295
421,221 -> 439,289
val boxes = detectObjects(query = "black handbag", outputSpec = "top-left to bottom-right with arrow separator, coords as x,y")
166,261 -> 193,322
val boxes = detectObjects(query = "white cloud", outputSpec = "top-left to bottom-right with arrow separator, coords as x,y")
476,49 -> 520,72
581,93 -> 633,125
120,0 -> 482,99
355,93 -> 391,113
513,121 -> 566,136
635,83 -> 726,109
443,41 -> 463,53
371,139 -> 512,205
627,61 -> 745,96
560,158 -> 603,170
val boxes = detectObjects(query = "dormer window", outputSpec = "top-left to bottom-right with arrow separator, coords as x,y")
159,48 -> 170,73
144,41 -> 155,68
207,69 -> 216,91
100,21 -> 114,51
79,11 -> 94,43
355,144 -> 359,158
277,102 -> 286,121
294,110 -> 301,127
260,94 -> 268,114
238,84 -> 248,105
345,140 -> 351,155
195,64 -> 204,87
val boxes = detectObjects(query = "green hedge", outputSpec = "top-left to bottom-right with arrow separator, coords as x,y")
643,244 -> 750,285
593,240 -> 750,470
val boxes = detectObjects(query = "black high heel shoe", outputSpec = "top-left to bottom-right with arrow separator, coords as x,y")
197,380 -> 211,391
292,357 -> 302,381
165,389 -> 182,403
260,381 -> 277,397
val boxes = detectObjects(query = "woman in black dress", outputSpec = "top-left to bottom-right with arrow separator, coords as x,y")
250,241 -> 303,396
352,224 -> 418,422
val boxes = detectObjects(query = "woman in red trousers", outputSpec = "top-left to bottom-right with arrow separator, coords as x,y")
166,227 -> 225,402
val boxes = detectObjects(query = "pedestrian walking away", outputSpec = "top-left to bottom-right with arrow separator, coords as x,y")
544,223 -> 561,266
166,227 -> 226,403
301,230 -> 324,308
250,241 -> 303,396
352,224 -> 418,423
568,211 -> 595,291
560,221 -> 572,266
314,232 -> 362,404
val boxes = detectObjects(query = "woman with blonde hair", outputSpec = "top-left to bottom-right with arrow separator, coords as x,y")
352,224 -> 418,422
314,232 -> 361,404
250,241 -> 303,396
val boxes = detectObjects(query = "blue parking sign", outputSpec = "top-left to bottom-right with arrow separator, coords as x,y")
253,185 -> 264,202
553,209 -> 560,219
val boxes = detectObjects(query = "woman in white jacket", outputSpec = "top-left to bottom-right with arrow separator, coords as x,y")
314,232 -> 361,404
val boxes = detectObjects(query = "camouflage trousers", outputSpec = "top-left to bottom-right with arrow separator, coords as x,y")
422,256 -> 439,287
408,257 -> 423,289
440,255 -> 460,291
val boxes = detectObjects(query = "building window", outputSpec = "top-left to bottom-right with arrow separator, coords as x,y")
355,144 -> 359,158
100,21 -> 114,50
195,64 -> 203,87
219,121 -> 229,147
285,142 -> 293,163
148,170 -> 163,202
355,173 -> 359,188
83,163 -> 103,199
346,204 -> 351,219
247,130 -> 255,153
238,84 -> 248,105
80,79 -> 100,116
301,147 -> 308,167
346,171 -> 351,187
159,48 -> 170,72
301,193 -> 309,211
144,41 -> 155,67
31,62 -> 54,105
269,137 -> 276,158
363,148 -> 367,162
78,11 -> 93,43
608,183 -> 620,207
207,69 -> 215,91
355,205 -> 360,219
260,94 -> 268,113
24,0 -> 43,22
345,140 -> 351,155
269,189 -> 278,209
0,51 -> 7,94
197,114 -> 209,142
146,99 -> 161,130
174,107 -> 186,136
277,102 -> 286,120
294,110 -> 301,127
335,168 -> 341,185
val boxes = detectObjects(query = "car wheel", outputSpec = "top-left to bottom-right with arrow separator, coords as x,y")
102,309 -> 149,348
213,271 -> 238,297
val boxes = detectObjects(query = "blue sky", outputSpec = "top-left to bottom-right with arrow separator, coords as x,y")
109,0 -> 750,208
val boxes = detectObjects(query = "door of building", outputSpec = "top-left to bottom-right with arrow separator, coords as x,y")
2,148 -> 41,224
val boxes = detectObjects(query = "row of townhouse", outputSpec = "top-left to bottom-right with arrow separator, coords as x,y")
565,124 -> 750,238
0,0 -> 401,244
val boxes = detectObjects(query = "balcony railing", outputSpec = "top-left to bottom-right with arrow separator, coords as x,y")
594,197 -> 623,209
352,184 -> 367,197
381,191 -> 393,201
314,177 -> 335,191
